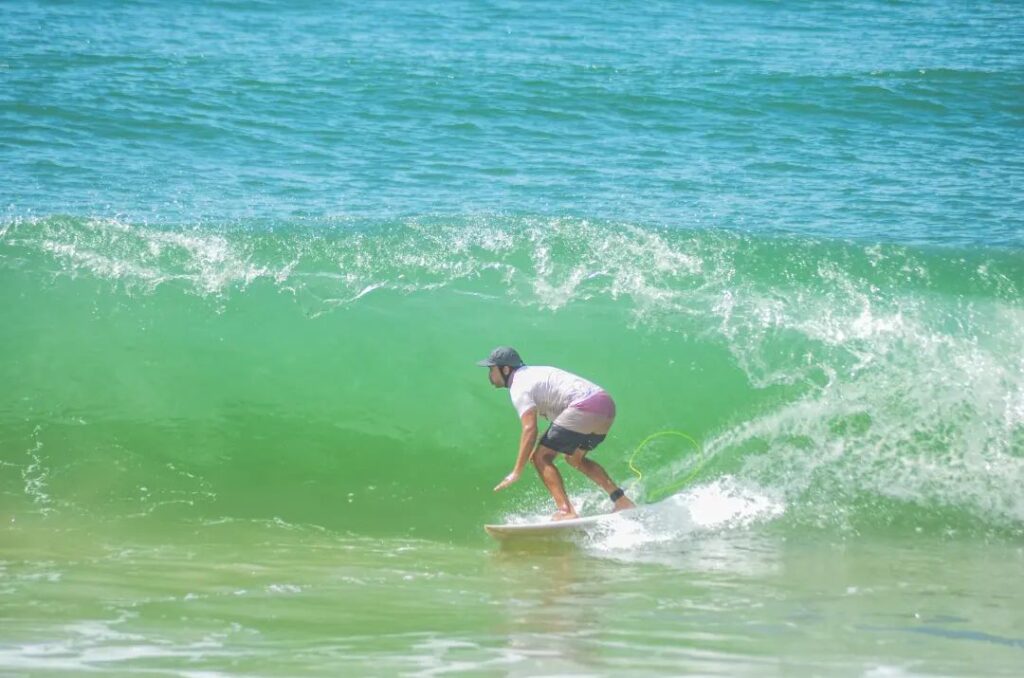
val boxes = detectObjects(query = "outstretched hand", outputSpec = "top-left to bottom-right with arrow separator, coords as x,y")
494,469 -> 521,492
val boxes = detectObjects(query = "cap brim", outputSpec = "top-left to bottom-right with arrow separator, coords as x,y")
476,359 -> 495,366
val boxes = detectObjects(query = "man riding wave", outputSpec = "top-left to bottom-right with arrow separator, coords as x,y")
480,346 -> 636,520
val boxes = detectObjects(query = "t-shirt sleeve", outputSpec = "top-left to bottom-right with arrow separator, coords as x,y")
510,386 -> 537,419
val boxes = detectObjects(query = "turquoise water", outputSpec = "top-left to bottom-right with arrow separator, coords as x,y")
2,1 -> 1023,675
4,1 -> 1022,244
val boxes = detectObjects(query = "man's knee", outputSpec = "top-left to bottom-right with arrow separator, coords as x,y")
565,449 -> 587,469
533,447 -> 557,469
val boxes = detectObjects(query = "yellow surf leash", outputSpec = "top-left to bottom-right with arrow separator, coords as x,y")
627,430 -> 705,502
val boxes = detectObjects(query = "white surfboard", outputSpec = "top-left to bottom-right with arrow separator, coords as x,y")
484,508 -> 638,540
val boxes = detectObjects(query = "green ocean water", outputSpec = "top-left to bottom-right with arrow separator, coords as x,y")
3,216 -> 1023,674
3,0 -> 1024,675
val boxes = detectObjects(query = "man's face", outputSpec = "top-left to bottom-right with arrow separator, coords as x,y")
488,365 -> 505,388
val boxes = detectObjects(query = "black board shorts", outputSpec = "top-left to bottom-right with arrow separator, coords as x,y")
539,423 -> 607,454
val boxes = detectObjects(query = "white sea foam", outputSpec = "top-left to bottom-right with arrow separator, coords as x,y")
580,477 -> 786,551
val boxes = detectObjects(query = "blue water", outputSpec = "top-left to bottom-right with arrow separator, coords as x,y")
3,0 -> 1022,246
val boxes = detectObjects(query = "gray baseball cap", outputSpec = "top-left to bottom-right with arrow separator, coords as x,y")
477,346 -> 525,368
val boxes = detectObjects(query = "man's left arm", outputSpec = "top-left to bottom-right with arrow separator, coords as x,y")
494,408 -> 538,491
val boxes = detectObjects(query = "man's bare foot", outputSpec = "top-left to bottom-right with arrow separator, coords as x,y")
551,509 -> 578,521
613,497 -> 636,512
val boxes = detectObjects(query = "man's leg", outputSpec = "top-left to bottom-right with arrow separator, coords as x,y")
566,449 -> 637,511
532,445 -> 577,520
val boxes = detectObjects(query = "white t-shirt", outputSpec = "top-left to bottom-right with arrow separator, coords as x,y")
508,365 -> 602,421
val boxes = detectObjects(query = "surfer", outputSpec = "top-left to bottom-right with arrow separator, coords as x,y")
479,346 -> 636,521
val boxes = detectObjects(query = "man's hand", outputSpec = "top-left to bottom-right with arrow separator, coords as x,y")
494,469 -> 521,492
